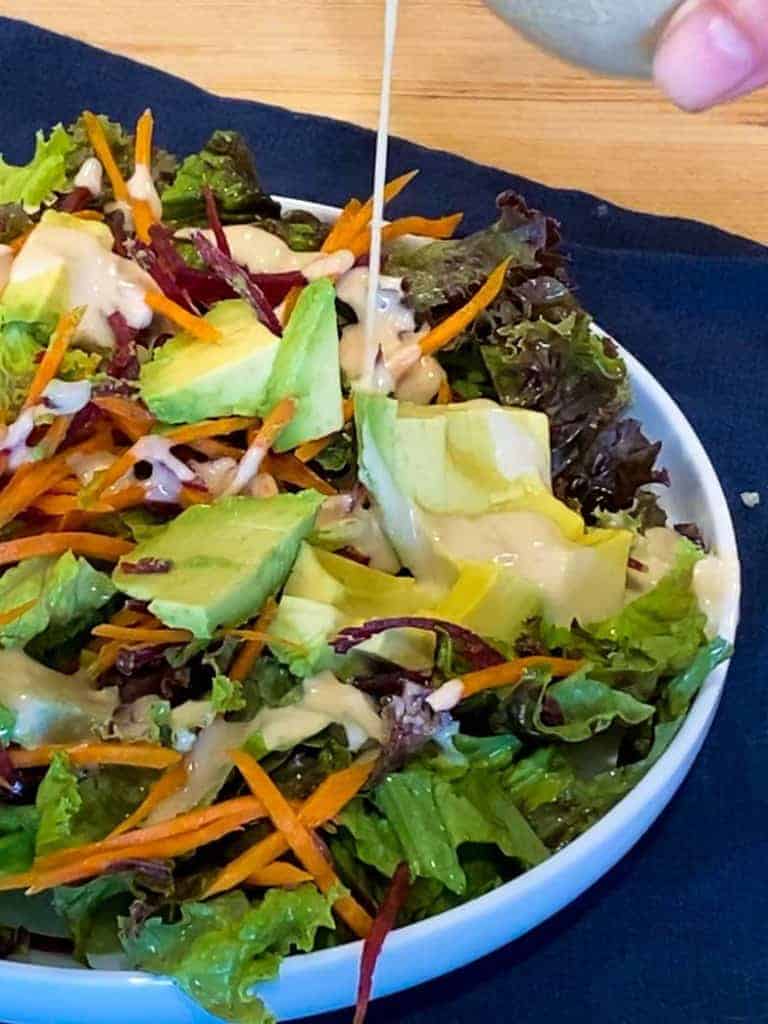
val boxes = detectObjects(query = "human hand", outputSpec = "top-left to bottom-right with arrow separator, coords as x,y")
654,0 -> 768,110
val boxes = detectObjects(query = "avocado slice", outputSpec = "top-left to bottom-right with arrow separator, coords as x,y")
113,491 -> 324,637
140,299 -> 282,424
0,212 -> 113,328
355,393 -> 632,625
263,278 -> 343,451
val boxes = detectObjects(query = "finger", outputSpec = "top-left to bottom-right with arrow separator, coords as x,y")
654,0 -> 768,111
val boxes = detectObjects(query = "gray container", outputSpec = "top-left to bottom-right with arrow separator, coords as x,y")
486,0 -> 684,77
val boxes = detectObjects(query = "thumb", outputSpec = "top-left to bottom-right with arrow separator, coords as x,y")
654,0 -> 768,110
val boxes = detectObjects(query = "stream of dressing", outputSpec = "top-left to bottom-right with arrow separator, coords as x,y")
359,0 -> 399,391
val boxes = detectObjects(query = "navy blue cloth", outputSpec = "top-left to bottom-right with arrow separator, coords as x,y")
0,17 -> 765,1024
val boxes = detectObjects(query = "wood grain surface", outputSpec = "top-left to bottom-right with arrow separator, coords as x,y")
5,0 -> 768,243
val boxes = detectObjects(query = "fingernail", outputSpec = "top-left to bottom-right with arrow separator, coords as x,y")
654,1 -> 759,111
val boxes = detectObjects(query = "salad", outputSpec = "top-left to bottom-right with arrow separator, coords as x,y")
0,110 -> 733,1024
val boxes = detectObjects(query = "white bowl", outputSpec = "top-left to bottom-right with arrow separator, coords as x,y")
0,200 -> 741,1024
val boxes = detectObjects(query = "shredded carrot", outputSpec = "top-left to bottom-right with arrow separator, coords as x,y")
25,308 -> 85,407
321,198 -> 363,253
84,639 -> 122,679
1,814 -> 250,895
420,257 -> 512,357
436,377 -> 452,404
246,862 -> 313,888
348,212 -> 463,259
145,290 -> 221,343
206,756 -> 375,899
9,228 -> 33,254
264,453 -> 336,496
293,398 -> 354,464
329,171 -> 419,252
229,598 -> 278,682
189,438 -> 243,460
10,742 -> 181,771
131,200 -> 155,246
135,108 -> 154,167
108,760 -> 188,837
0,531 -> 131,567
35,795 -> 266,871
92,624 -> 193,644
163,416 -> 258,446
0,458 -> 74,528
230,751 -> 373,937
460,656 -> 585,699
82,111 -> 129,203
34,483 -> 145,517
255,398 -> 296,450
280,285 -> 304,324
48,477 -> 80,495
0,599 -> 36,626
180,485 -> 211,507
103,483 -> 147,512
90,447 -> 138,498
93,396 -> 155,442
39,416 -> 71,458
72,210 -> 104,222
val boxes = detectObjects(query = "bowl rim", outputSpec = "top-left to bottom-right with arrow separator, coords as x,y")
0,198 -> 741,1019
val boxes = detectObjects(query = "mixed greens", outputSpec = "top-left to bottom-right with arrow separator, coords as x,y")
0,111 -> 733,1024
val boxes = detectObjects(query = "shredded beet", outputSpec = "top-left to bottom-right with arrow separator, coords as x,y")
104,209 -> 128,256
65,402 -> 108,446
193,231 -> 283,336
120,557 -> 174,575
56,186 -> 93,213
115,643 -> 174,676
334,617 -> 505,670
353,862 -> 411,1024
353,668 -> 430,698
106,311 -> 140,379
627,557 -> 649,573
203,185 -> 231,257
141,224 -> 233,311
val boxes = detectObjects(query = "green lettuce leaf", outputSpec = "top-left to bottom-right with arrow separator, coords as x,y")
254,210 -> 329,252
0,552 -> 115,653
662,635 -> 732,720
122,886 -> 334,1024
211,674 -> 246,714
53,873 -> 138,961
0,322 -> 45,424
589,538 -> 706,675
0,124 -> 75,209
35,755 -> 150,857
35,752 -> 82,857
161,131 -> 279,227
341,760 -> 548,896
534,670 -> 655,742
0,805 -> 39,875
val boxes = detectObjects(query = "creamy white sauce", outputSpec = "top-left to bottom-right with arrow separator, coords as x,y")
0,244 -> 14,294
336,267 -> 445,404
427,678 -> 464,712
9,220 -> 154,348
223,440 -> 268,497
180,225 -> 318,274
114,435 -> 197,504
253,670 -> 383,752
303,249 -> 355,281
67,449 -> 116,485
250,472 -> 279,498
693,554 -> 739,638
190,456 -> 237,497
42,378 -> 91,415
625,526 -> 681,599
428,509 -> 627,624
148,671 -> 382,823
74,157 -> 103,197
1,407 -> 39,467
127,163 -> 162,219
169,699 -> 216,752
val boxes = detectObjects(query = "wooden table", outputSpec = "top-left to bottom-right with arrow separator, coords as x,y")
7,0 -> 768,243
